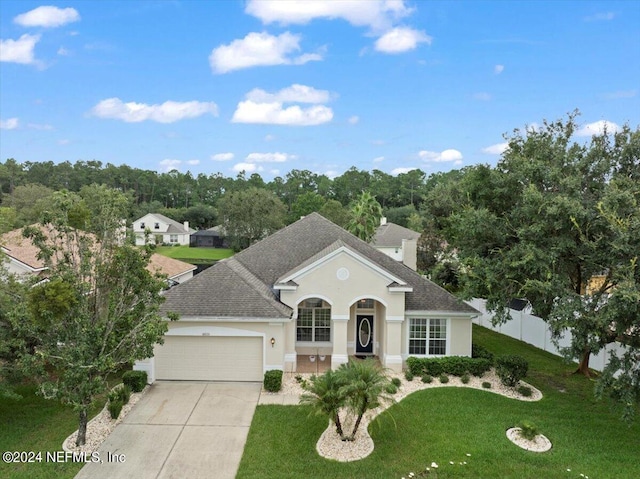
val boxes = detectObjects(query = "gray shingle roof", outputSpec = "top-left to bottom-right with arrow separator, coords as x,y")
149,213 -> 195,234
371,222 -> 421,247
161,213 -> 477,317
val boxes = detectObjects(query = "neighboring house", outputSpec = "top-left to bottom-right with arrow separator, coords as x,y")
133,213 -> 194,246
190,225 -> 227,248
135,213 -> 478,383
0,226 -> 195,285
371,217 -> 421,271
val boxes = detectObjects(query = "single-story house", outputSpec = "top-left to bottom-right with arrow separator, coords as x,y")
0,226 -> 195,285
135,213 -> 478,383
133,213 -> 194,246
371,217 -> 421,270
190,225 -> 227,248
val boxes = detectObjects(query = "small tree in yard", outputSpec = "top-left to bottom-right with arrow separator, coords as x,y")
302,359 -> 393,441
15,187 -> 173,446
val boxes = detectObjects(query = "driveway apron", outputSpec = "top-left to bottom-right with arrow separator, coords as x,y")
74,381 -> 261,479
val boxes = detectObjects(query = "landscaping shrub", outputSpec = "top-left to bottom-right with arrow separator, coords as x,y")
123,370 -> 147,392
439,374 -> 449,384
405,356 -> 491,378
108,399 -> 123,420
391,377 -> 402,388
385,383 -> 398,394
472,343 -> 495,364
421,374 -> 433,384
518,420 -> 539,441
496,355 -> 529,387
517,385 -> 533,397
115,385 -> 131,404
482,381 -> 492,389
461,373 -> 470,384
264,369 -> 283,392
404,370 -> 414,382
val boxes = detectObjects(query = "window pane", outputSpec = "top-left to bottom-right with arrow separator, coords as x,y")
357,299 -> 374,309
314,328 -> 330,342
429,339 -> 446,355
297,328 -> 312,341
409,339 -> 426,355
429,319 -> 446,339
410,318 -> 427,339
304,298 -> 323,308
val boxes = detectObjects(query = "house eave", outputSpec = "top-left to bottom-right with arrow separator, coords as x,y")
166,315 -> 291,323
405,310 -> 478,318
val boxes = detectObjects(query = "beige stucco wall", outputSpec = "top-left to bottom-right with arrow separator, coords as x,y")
449,317 -> 472,356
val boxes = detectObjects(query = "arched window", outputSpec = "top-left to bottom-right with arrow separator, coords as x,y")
297,298 -> 331,342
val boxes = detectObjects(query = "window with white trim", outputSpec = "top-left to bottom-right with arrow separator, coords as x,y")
170,234 -> 178,243
356,298 -> 374,309
409,318 -> 447,355
297,298 -> 331,342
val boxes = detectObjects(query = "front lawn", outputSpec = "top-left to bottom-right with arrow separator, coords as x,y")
0,385 -> 103,479
154,245 -> 233,263
237,325 -> 640,479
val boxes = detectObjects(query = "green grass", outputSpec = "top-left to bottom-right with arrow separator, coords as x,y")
237,325 -> 640,479
0,372 -> 125,479
153,245 -> 233,263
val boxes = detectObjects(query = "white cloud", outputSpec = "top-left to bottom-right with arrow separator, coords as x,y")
14,6 -> 80,28
57,46 -> 70,56
187,160 -> 200,166
391,167 -> 417,175
232,100 -> 333,126
374,27 -> 431,53
0,34 -> 40,64
419,149 -> 464,165
0,118 -> 19,129
576,120 -> 621,137
91,98 -> 218,123
246,84 -> 331,104
473,92 -> 492,101
245,152 -> 295,163
603,90 -> 637,100
159,159 -> 182,172
494,64 -> 504,74
373,156 -> 384,163
584,12 -> 615,22
348,115 -> 360,124
245,0 -> 412,31
264,134 -> 276,141
482,142 -> 509,155
211,152 -> 234,161
232,162 -> 259,173
209,31 -> 322,74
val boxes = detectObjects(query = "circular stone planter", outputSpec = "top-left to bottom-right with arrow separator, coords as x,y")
506,427 -> 552,452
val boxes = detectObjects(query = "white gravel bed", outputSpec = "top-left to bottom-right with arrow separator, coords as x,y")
270,369 -> 542,462
62,385 -> 149,454
506,428 -> 552,452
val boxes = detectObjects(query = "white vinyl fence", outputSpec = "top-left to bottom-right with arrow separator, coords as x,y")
466,298 -> 626,372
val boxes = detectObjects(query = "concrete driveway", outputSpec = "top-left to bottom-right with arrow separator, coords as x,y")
75,381 -> 261,479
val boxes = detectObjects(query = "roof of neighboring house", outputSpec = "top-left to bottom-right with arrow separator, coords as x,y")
191,225 -> 225,237
371,222 -> 421,248
147,254 -> 196,280
137,213 -> 195,234
0,227 -> 46,271
1,226 -> 194,280
161,213 -> 477,317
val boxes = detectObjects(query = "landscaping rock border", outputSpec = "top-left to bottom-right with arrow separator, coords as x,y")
270,369 -> 542,462
62,384 -> 149,454
506,427 -> 552,452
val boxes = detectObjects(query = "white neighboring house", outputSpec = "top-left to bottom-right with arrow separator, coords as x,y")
0,226 -> 195,285
371,217 -> 421,271
133,213 -> 195,246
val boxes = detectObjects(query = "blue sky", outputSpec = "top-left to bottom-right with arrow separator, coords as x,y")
1,1 -> 639,180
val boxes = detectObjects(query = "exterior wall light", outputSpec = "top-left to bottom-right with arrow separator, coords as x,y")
270,337 -> 276,347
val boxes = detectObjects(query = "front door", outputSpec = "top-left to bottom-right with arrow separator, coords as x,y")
356,315 -> 374,354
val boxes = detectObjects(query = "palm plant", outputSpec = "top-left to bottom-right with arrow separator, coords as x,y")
338,358 -> 393,441
300,369 -> 347,438
346,191 -> 382,242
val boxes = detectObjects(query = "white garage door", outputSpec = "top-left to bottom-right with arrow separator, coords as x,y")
155,336 -> 263,381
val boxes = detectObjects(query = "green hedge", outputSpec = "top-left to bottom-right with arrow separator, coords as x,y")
406,356 -> 492,378
123,370 -> 148,392
471,343 -> 495,365
496,355 -> 528,386
264,369 -> 283,392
